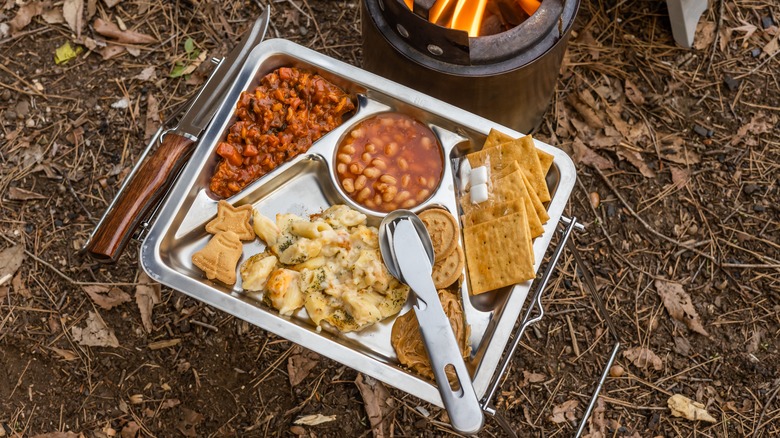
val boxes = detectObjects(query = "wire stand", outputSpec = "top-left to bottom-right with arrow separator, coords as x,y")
481,216 -> 621,437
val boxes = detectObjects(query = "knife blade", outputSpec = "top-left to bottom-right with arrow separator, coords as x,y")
392,219 -> 484,435
174,8 -> 270,140
84,9 -> 270,263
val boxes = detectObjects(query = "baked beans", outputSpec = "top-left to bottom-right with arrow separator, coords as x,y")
335,113 -> 443,212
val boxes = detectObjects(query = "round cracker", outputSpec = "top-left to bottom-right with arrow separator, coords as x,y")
419,208 -> 458,262
432,244 -> 464,289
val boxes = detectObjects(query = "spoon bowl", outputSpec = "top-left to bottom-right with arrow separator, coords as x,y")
379,209 -> 435,280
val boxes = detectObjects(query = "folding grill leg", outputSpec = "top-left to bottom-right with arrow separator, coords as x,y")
480,216 -> 621,437
563,221 -> 622,437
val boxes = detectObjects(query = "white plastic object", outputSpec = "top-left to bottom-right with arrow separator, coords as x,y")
666,0 -> 708,49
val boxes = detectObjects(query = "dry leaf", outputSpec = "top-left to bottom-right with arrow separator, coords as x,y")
287,345 -> 320,387
99,44 -> 125,60
355,374 -> 393,438
624,79 -> 645,106
668,394 -> 717,422
746,329 -> 762,354
41,6 -> 65,24
134,66 -> 157,81
731,21 -> 757,43
763,34 -> 779,56
12,271 -> 31,298
293,414 -> 337,426
72,311 -> 120,347
582,397 -> 607,438
144,93 -> 160,141
568,93 -> 604,129
549,399 -> 579,424
569,116 -> 594,140
575,28 -> 601,60
179,50 -> 208,77
694,21 -> 717,50
605,104 -> 631,138
655,280 -> 709,336
136,270 -> 161,333
83,285 -> 131,310
176,408 -> 204,438
62,0 -> 83,38
617,147 -> 656,178
572,138 -> 614,170
103,0 -> 122,7
522,370 -> 546,386
670,166 -> 690,190
0,286 -> 8,300
50,347 -> 78,361
10,1 -> 44,34
86,0 -> 96,19
659,134 -> 700,164
623,347 -> 663,370
120,421 -> 140,438
93,17 -> 156,44
0,245 -> 25,286
674,336 -> 691,356
731,113 -> 777,146
591,130 -> 622,149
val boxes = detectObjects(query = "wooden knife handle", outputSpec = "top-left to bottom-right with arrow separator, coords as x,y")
85,133 -> 196,263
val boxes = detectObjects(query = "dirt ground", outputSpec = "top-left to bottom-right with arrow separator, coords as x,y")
1,0 -> 778,437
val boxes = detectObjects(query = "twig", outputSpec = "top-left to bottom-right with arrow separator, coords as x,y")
705,0 -> 724,75
190,319 -> 219,332
753,379 -> 780,438
0,234 -> 138,286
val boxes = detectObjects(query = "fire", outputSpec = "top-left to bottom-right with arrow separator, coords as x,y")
403,0 -> 541,37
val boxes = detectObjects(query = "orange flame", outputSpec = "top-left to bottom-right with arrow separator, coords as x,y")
517,0 -> 540,16
449,0 -> 487,37
407,0 -> 540,37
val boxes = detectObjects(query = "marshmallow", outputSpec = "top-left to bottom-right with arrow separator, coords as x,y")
471,183 -> 488,204
458,159 -> 472,191
470,166 -> 489,186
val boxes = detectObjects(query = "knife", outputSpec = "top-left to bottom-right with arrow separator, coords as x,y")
84,9 -> 270,263
392,219 -> 485,435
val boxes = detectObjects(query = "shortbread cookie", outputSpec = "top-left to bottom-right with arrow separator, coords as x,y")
419,208 -> 458,262
432,244 -> 464,289
192,231 -> 243,285
206,200 -> 254,241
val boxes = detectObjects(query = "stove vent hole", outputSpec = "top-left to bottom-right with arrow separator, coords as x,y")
397,24 -> 409,38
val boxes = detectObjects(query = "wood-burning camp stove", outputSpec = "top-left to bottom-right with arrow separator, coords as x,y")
361,0 -> 579,134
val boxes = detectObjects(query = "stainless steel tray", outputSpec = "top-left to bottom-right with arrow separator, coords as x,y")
140,39 -> 576,408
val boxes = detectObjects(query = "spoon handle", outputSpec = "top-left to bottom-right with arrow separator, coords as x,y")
392,220 -> 484,434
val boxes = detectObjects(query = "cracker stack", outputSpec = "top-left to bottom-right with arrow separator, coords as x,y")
460,130 -> 553,295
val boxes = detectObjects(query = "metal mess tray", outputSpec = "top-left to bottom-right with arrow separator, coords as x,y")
139,39 -> 577,410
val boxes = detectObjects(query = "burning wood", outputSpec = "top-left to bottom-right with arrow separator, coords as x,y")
404,0 -> 541,36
